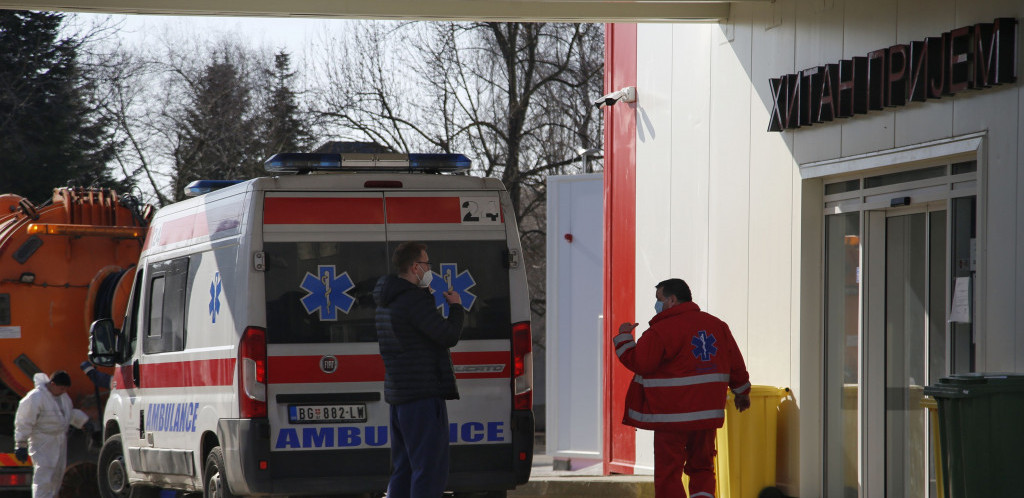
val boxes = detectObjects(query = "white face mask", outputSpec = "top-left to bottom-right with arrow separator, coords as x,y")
417,265 -> 433,288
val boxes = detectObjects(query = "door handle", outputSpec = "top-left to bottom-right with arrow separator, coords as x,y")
132,359 -> 140,386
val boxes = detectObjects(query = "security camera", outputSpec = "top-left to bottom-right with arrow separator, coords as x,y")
592,86 -> 637,109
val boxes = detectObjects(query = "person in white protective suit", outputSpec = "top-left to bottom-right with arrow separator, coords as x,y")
13,371 -> 89,498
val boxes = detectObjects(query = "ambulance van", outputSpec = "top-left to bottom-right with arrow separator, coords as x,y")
88,152 -> 534,498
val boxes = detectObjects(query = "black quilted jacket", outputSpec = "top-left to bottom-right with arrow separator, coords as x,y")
373,274 -> 465,405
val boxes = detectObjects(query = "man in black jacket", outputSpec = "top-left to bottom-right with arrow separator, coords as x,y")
374,241 -> 464,498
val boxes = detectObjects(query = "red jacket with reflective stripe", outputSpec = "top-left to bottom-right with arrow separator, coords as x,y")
613,301 -> 750,432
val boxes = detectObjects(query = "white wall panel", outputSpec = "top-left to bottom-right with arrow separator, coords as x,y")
634,22 -> 677,474
636,22 -> 675,329
669,22 -> 712,308
952,87 -> 1019,371
748,0 -> 796,389
956,0 -> 1024,375
791,0 -> 844,164
749,2 -> 800,494
840,0 -> 896,155
707,4 -> 753,355
893,0 -> 955,148
629,0 -> 1024,494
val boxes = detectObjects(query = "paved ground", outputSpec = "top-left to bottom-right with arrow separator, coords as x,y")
509,433 -> 654,498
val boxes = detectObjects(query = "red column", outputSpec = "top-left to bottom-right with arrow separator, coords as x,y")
602,22 -> 637,476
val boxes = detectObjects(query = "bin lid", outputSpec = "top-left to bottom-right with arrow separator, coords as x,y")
924,373 -> 1024,398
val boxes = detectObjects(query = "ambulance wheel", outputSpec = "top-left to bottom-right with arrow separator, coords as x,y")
204,447 -> 238,498
98,434 -> 159,498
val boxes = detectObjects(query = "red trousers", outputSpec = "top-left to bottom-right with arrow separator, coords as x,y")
653,429 -> 717,498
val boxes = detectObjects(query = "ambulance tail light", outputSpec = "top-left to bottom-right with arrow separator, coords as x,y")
239,327 -> 267,418
512,321 -> 533,410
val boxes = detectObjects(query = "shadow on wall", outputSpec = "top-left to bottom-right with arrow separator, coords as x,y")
776,389 -> 799,497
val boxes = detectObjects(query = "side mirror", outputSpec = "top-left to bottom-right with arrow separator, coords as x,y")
89,319 -> 120,367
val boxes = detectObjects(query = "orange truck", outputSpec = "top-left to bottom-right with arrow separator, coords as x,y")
0,188 -> 151,495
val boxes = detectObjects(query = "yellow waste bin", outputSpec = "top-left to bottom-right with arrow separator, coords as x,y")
683,386 -> 790,498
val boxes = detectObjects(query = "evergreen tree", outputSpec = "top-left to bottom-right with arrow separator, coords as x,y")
172,52 -> 258,200
0,10 -> 120,203
258,50 -> 311,159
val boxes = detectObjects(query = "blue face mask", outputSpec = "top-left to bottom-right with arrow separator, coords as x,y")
654,300 -> 664,314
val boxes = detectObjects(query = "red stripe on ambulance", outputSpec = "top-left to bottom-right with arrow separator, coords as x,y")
385,197 -> 462,224
264,197 -> 385,224
267,352 -> 509,383
269,355 -> 385,383
113,358 -> 235,389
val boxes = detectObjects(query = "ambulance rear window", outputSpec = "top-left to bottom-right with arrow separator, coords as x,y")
264,242 -> 387,344
264,240 -> 512,343
385,240 -> 511,341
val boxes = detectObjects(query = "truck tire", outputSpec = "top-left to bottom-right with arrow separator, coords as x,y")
61,461 -> 100,498
203,447 -> 238,498
97,434 -> 159,498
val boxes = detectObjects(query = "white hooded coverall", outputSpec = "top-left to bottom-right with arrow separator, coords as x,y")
14,373 -> 89,498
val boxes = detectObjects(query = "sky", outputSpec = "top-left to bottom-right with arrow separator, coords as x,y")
72,13 -> 346,59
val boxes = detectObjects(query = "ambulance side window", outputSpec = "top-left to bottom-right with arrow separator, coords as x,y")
124,267 -> 144,359
143,257 -> 188,353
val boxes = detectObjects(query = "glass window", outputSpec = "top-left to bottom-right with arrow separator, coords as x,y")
387,240 -> 512,341
951,161 -> 977,175
825,179 -> 860,195
264,242 -> 388,344
824,212 -> 860,498
863,165 -> 946,189
144,258 -> 188,354
148,277 -> 165,338
950,197 -> 976,373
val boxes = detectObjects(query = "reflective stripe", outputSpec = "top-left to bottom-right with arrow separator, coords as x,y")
633,373 -> 729,387
613,333 -> 634,346
732,382 -> 751,394
691,493 -> 715,498
616,342 -> 635,357
627,408 -> 725,423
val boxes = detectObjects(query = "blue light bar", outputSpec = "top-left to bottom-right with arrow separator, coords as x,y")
265,153 -> 342,173
264,152 -> 472,173
184,180 -> 245,198
409,154 -> 471,172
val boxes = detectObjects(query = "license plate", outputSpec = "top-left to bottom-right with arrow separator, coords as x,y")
288,404 -> 367,424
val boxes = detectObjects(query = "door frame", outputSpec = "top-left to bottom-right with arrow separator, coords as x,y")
804,132 -> 985,498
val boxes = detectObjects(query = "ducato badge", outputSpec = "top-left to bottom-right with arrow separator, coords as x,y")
320,355 -> 338,374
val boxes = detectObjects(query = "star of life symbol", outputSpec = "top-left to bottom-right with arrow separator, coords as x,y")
209,272 -> 222,323
427,263 -> 477,318
299,265 -> 356,321
691,330 -> 718,362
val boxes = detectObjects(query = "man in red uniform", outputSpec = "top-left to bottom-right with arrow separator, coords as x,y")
613,278 -> 751,498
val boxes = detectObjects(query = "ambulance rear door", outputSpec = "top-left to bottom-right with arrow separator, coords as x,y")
261,191 -> 392,493
382,191 -> 518,490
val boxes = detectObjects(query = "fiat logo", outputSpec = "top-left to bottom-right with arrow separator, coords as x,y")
320,355 -> 338,374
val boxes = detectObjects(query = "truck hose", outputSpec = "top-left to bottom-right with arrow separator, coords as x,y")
93,268 -> 130,321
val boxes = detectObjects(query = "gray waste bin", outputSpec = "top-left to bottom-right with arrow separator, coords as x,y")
923,373 -> 1024,498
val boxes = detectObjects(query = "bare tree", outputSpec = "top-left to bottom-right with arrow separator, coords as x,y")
311,21 -> 604,322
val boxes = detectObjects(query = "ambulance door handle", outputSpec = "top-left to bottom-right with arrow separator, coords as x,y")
132,359 -> 140,386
